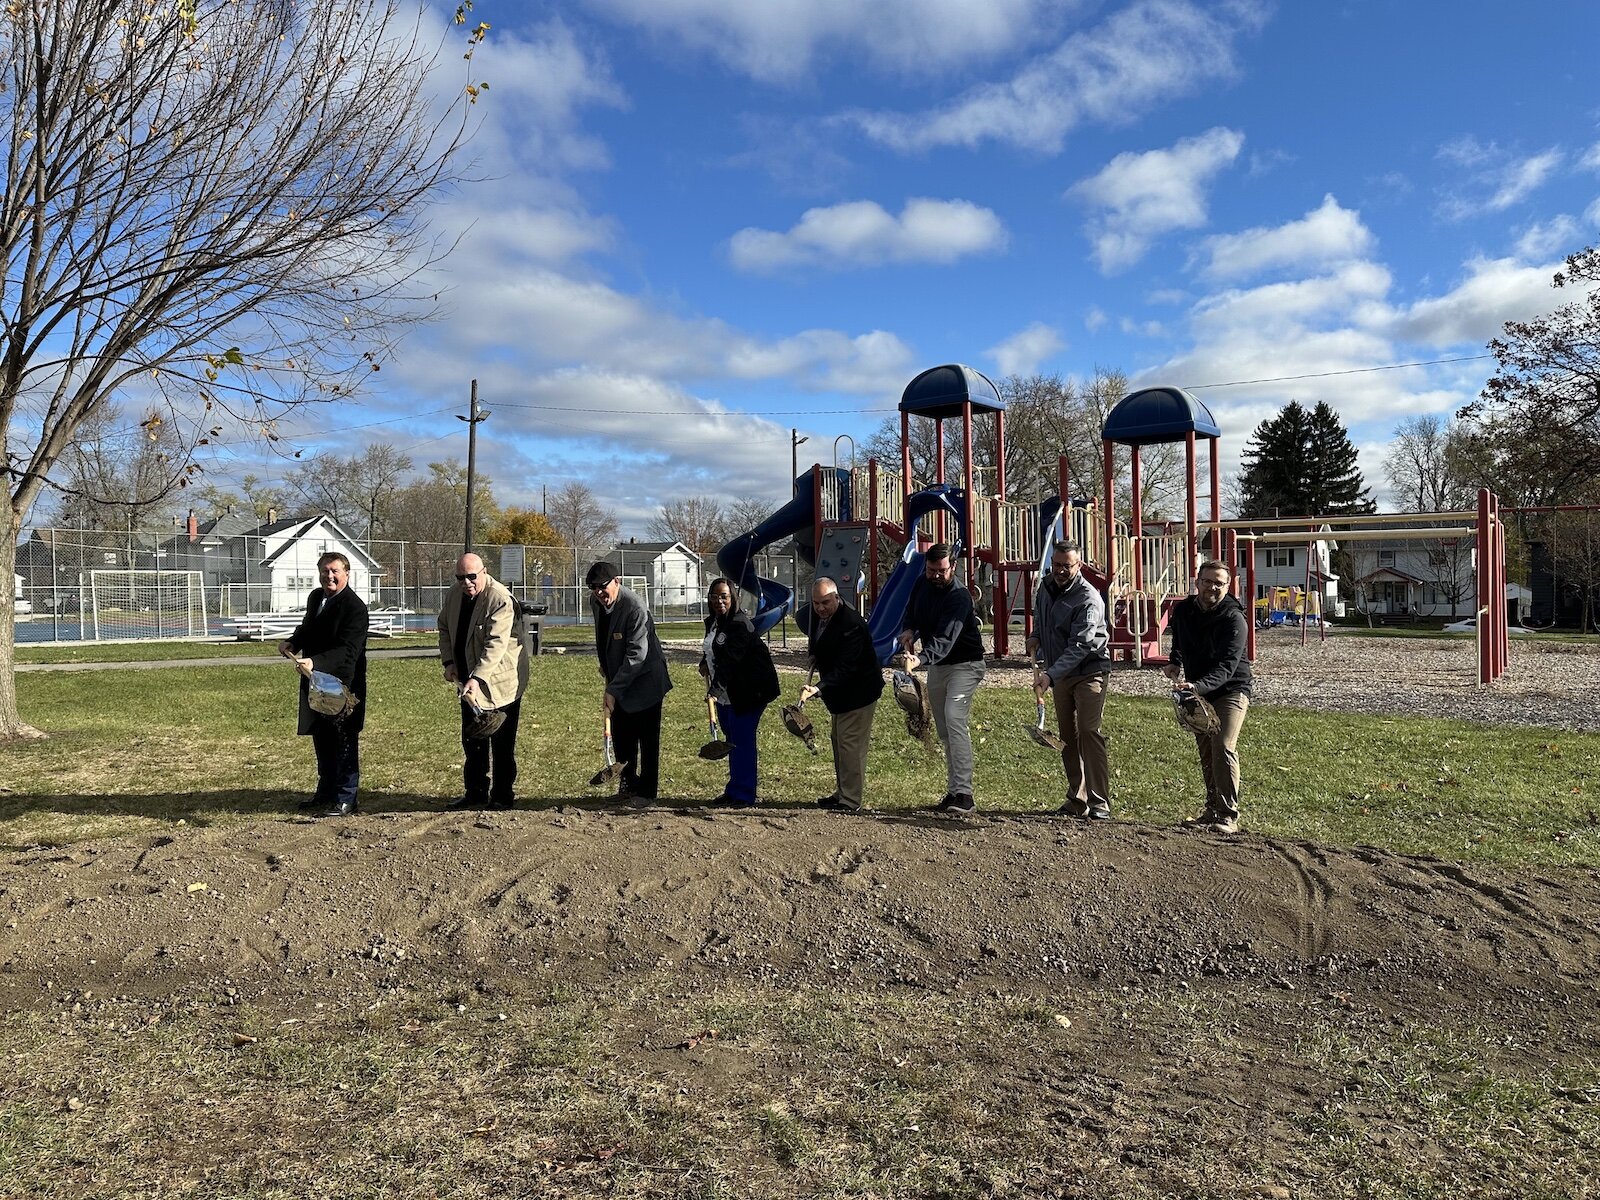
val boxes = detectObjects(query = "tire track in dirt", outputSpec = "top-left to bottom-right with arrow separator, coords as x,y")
1264,841 -> 1334,963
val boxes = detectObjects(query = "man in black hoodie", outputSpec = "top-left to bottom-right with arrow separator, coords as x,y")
1163,559 -> 1253,834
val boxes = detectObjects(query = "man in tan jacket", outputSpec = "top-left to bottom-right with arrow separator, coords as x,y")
438,552 -> 531,810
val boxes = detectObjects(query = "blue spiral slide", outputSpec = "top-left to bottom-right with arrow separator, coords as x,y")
715,475 -> 968,661
715,469 -> 846,636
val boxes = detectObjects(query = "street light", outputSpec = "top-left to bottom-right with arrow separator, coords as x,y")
457,379 -> 490,552
791,428 -> 809,498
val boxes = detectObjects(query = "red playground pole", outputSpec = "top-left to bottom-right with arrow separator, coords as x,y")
1244,538 -> 1257,663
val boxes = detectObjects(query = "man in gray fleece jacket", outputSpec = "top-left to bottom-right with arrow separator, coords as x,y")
1027,540 -> 1113,819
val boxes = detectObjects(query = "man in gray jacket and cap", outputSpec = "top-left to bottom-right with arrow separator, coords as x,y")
588,559 -> 673,802
1027,540 -> 1113,819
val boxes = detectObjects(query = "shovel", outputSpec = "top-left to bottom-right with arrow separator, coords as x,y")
779,667 -> 818,755
589,713 -> 624,786
698,695 -> 731,760
1026,697 -> 1066,752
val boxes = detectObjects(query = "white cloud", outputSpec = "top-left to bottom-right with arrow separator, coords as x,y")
987,322 -> 1064,376
1513,216 -> 1581,262
1436,135 -> 1495,168
472,20 -> 628,174
1125,244 -> 1582,494
1581,142 -> 1600,172
584,0 -> 1070,84
1436,143 -> 1564,219
846,0 -> 1269,154
1118,317 -> 1166,337
1198,195 -> 1375,281
1587,196 -> 1600,228
1487,150 -> 1563,210
1084,306 -> 1108,332
1068,127 -> 1244,273
1386,256 -> 1560,346
728,198 -> 1007,272
395,266 -> 915,400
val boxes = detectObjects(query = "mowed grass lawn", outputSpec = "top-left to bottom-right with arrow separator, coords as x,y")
2,652 -> 1596,866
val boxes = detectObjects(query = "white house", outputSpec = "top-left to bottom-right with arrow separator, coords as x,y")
1249,531 -> 1344,618
611,539 -> 704,607
1349,535 -> 1476,619
256,514 -> 383,610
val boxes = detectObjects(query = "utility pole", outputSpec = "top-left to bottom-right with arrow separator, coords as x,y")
791,428 -> 809,498
458,379 -> 490,553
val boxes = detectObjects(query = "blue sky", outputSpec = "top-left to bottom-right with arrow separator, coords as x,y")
240,0 -> 1600,531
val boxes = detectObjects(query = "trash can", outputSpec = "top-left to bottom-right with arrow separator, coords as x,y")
517,600 -> 547,656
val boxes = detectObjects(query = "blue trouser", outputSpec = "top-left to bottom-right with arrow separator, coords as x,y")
310,721 -> 360,807
716,702 -> 765,804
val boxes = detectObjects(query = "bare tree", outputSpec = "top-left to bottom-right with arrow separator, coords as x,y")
0,1 -> 485,737
725,495 -> 777,534
191,476 -> 296,525
1385,416 -> 1479,617
547,482 -> 620,565
47,402 -> 187,532
289,443 -> 414,538
1385,415 -> 1476,513
648,496 -> 729,562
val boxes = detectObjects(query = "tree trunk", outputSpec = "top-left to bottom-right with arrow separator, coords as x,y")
1,494 -> 46,740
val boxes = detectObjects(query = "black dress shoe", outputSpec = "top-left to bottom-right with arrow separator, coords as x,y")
486,798 -> 515,811
446,796 -> 486,812
322,798 -> 358,817
296,796 -> 325,813
708,794 -> 756,808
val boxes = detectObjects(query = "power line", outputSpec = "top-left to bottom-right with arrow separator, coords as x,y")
1182,354 -> 1495,390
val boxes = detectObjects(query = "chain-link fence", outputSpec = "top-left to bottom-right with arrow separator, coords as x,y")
12,528 -> 811,644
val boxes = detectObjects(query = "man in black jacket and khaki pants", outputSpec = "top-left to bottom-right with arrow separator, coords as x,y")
1164,559 -> 1253,834
800,576 -> 883,812
279,551 -> 369,818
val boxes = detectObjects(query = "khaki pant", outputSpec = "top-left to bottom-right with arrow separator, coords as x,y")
1052,670 -> 1110,813
1193,691 -> 1249,818
830,701 -> 877,807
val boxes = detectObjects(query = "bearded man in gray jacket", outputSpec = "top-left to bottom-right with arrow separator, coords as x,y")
1027,540 -> 1113,819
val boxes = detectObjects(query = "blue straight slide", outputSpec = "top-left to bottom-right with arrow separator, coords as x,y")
715,469 -> 849,635
865,485 -> 968,666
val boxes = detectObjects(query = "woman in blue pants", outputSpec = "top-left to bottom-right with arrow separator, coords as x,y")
699,577 -> 781,807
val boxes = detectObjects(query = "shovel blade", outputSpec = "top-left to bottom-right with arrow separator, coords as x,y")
698,741 -> 732,760
1026,723 -> 1066,752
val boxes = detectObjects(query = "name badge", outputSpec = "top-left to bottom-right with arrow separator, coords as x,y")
613,631 -> 622,640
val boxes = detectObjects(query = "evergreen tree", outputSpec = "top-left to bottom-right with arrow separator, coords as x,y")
1237,400 -> 1372,517
1237,401 -> 1312,517
1304,401 -> 1375,514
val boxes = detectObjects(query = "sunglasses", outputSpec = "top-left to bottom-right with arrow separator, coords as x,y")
589,581 -> 614,593
455,572 -> 479,582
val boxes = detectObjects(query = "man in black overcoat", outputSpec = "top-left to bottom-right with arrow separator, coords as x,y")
279,551 -> 369,817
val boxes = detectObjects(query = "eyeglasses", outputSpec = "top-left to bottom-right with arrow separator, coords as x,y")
455,572 -> 479,582
589,581 -> 614,593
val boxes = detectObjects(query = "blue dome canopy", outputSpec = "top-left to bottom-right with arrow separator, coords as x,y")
899,363 -> 1005,419
1101,386 -> 1220,446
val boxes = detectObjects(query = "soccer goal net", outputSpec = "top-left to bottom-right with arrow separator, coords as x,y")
89,570 -> 208,640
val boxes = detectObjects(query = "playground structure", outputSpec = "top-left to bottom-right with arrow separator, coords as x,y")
715,364 -> 1061,665
716,367 -> 1512,686
1255,586 -> 1320,627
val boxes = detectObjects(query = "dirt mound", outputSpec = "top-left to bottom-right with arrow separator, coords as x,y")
3,806 -> 1596,1017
